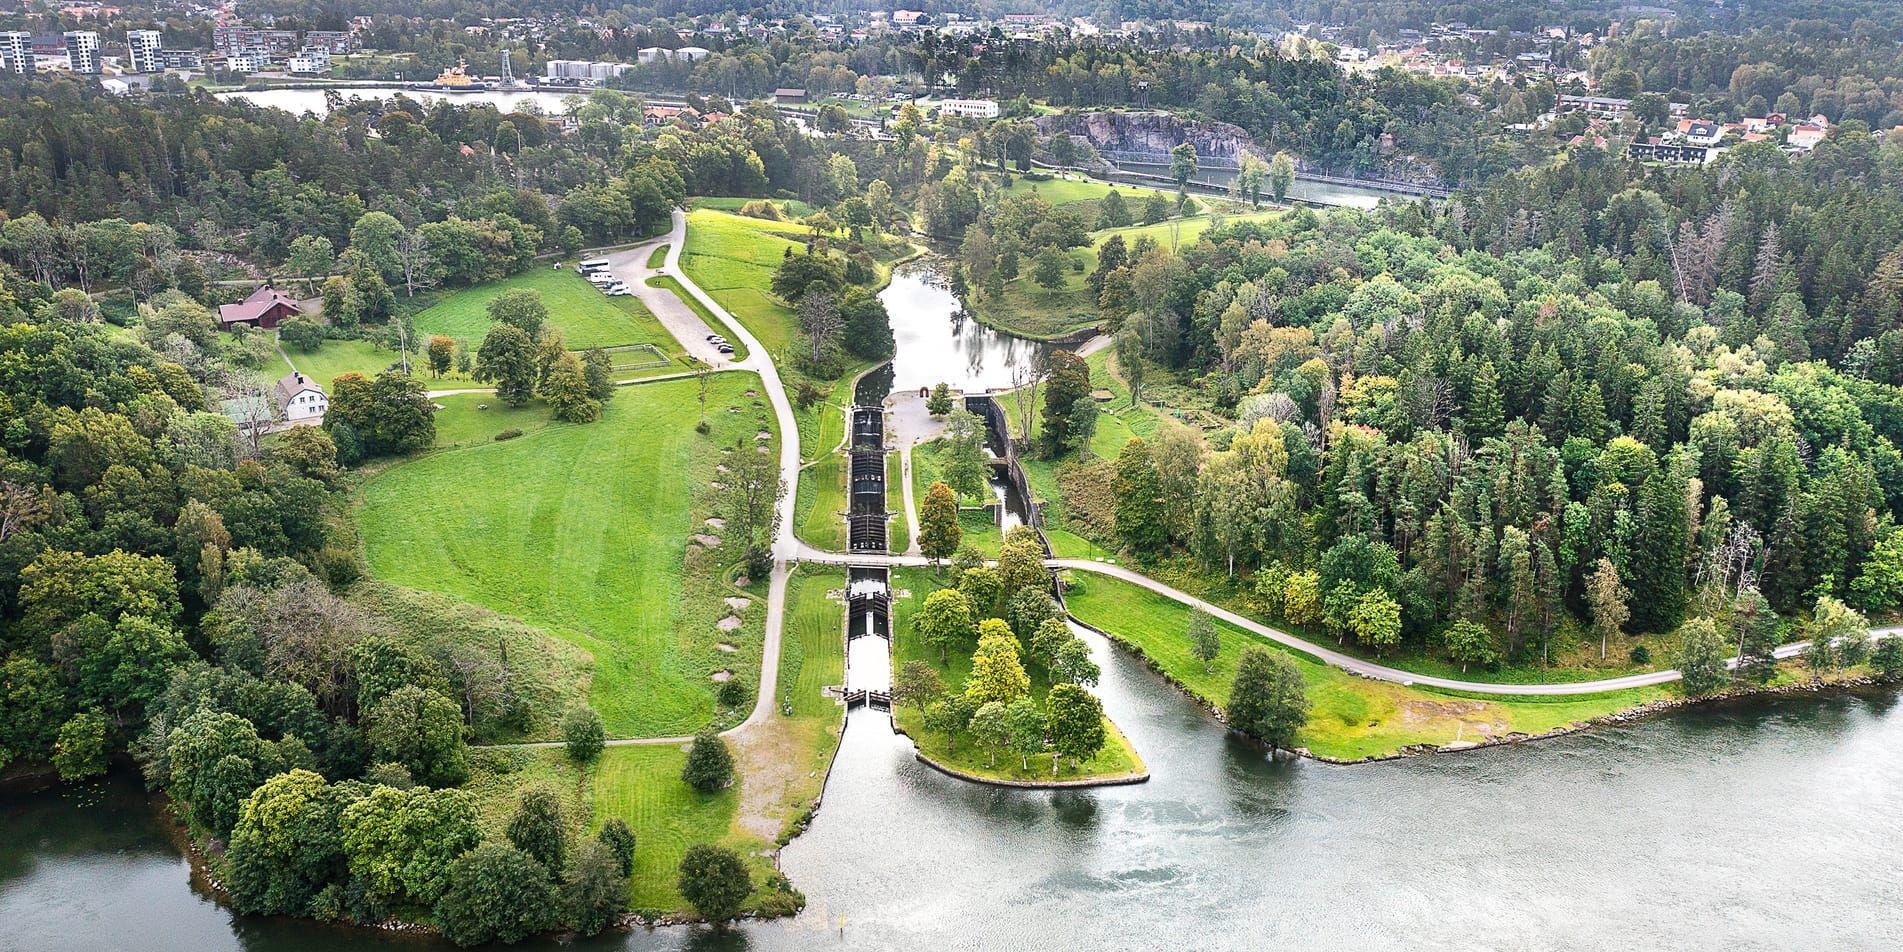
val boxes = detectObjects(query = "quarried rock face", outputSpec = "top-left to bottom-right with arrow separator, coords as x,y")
1034,110 -> 1265,168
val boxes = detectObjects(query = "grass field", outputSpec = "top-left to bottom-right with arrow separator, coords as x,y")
680,207 -> 812,357
413,268 -> 682,353
270,337 -> 424,389
885,452 -> 909,553
1003,176 -> 1163,207
795,453 -> 846,551
1061,570 -> 1668,761
888,568 -> 1143,782
358,372 -> 774,738
732,564 -> 847,841
908,439 -> 1004,554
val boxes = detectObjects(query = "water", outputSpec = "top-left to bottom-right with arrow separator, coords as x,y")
1111,161 -> 1390,210
217,86 -> 587,117
8,630 -> 1900,951
880,260 -> 1051,395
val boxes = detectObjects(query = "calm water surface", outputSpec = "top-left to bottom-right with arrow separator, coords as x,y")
880,260 -> 1050,395
6,625 -> 1900,951
218,86 -> 585,117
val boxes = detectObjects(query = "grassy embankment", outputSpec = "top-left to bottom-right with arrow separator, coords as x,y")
795,452 -> 847,551
888,568 -> 1144,783
680,202 -> 915,463
885,451 -> 910,553
1061,570 -> 1669,762
968,177 -> 1276,339
358,372 -> 770,738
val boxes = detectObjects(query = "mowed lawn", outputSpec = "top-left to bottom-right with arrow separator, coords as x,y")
413,267 -> 682,353
358,372 -> 774,738
680,207 -> 811,357
1061,571 -> 1667,761
269,336 -> 421,389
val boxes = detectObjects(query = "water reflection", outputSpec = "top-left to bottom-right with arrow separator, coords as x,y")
218,86 -> 584,118
882,261 -> 1051,394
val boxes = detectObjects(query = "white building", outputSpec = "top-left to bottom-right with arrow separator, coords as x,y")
126,29 -> 162,73
64,31 -> 101,74
225,51 -> 267,73
937,98 -> 999,119
273,372 -> 327,426
0,31 -> 31,74
543,59 -> 630,82
287,54 -> 327,76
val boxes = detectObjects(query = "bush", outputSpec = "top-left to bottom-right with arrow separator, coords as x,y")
563,704 -> 605,764
717,675 -> 748,708
676,843 -> 751,923
1630,645 -> 1652,665
738,199 -> 783,221
433,844 -> 557,947
495,428 -> 523,441
681,729 -> 733,792
597,818 -> 636,877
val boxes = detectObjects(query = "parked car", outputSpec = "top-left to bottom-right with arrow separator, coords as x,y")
716,344 -> 735,354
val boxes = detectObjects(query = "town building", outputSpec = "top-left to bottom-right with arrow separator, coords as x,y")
218,286 -> 302,330
273,371 -> 327,426
937,98 -> 999,119
774,87 -> 808,103
543,59 -> 630,82
159,48 -> 202,70
64,30 -> 100,74
0,31 -> 32,74
126,29 -> 161,73
287,54 -> 327,76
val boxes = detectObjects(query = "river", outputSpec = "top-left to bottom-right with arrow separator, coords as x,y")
216,86 -> 588,117
6,629 -> 1901,951
1108,161 -> 1392,210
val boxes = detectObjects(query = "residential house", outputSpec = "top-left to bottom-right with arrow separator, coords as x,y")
774,87 -> 808,104
1788,124 -> 1827,150
218,286 -> 302,330
273,371 -> 327,425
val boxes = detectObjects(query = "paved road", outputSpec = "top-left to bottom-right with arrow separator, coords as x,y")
604,237 -> 737,368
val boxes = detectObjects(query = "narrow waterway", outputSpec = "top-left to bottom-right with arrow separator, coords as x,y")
218,85 -> 585,117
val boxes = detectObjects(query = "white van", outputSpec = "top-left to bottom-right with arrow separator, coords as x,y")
578,258 -> 610,270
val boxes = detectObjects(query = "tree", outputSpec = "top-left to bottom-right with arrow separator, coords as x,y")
1442,621 -> 1499,673
1032,247 -> 1067,291
1233,154 -> 1267,207
1141,192 -> 1170,225
279,316 -> 324,353
1097,190 -> 1131,229
919,481 -> 962,563
287,235 -> 334,291
1189,610 -> 1220,672
1871,636 -> 1903,681
681,729 -> 733,792
1051,638 -> 1100,688
338,785 -> 480,910
597,818 -> 636,877
677,843 -> 750,924
506,788 -> 568,877
798,291 -> 845,369
970,700 -> 1010,767
1004,696 -> 1044,770
433,844 -> 557,947
915,589 -> 974,665
542,351 -> 601,423
923,695 -> 975,752
53,710 -> 109,780
1114,437 -> 1169,556
486,288 -> 547,337
565,841 -> 629,937
891,660 -> 944,716
965,626 -> 1030,707
364,685 -> 469,787
1227,647 -> 1309,750
225,769 -> 349,917
475,324 -> 538,407
1676,617 -> 1730,697
427,336 -> 455,377
1168,143 -> 1199,201
563,704 -> 604,764
941,410 -> 990,502
1046,683 -> 1105,775
1808,595 -> 1867,676
1268,152 -> 1295,204
927,383 -> 954,416
582,349 -> 616,402
718,438 -> 782,566
1586,558 -> 1631,660
1041,350 -> 1092,453
1348,590 -> 1403,656
771,252 -> 844,303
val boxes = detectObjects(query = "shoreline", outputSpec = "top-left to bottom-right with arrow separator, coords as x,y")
1068,614 -> 1898,765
